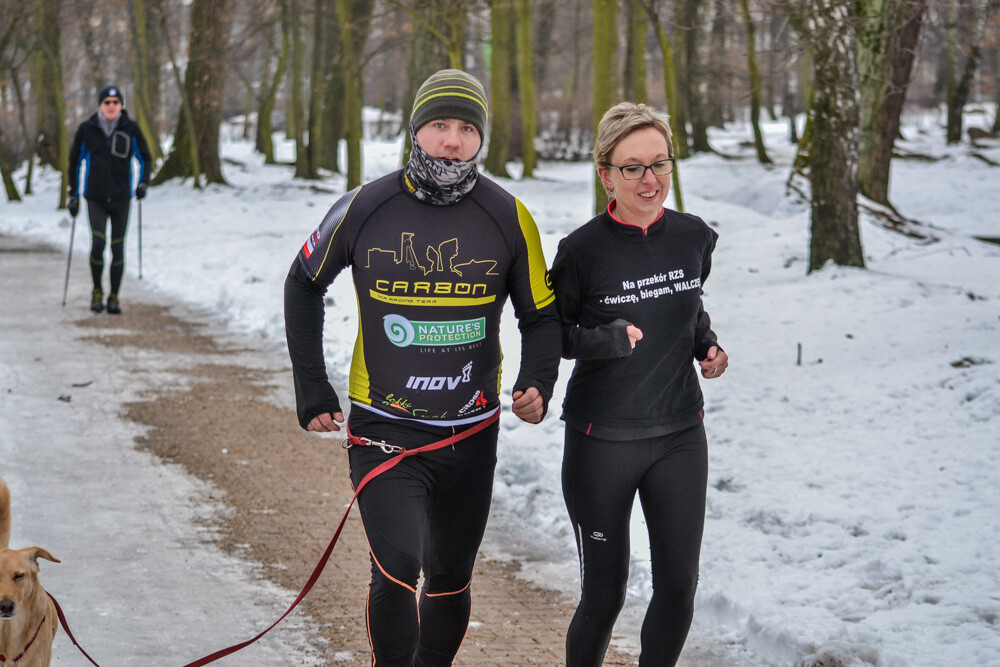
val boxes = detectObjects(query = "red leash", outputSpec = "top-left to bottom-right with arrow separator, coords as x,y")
47,410 -> 499,666
0,615 -> 49,666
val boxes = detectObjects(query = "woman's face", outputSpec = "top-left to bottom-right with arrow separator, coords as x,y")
597,127 -> 672,227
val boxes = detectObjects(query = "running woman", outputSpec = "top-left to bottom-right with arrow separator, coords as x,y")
550,102 -> 728,667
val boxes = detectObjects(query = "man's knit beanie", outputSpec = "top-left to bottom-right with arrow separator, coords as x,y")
410,69 -> 488,139
99,84 -> 124,105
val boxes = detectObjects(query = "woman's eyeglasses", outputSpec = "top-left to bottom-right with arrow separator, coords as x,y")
604,159 -> 675,180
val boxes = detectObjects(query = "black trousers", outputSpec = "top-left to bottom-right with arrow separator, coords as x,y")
87,197 -> 130,294
348,414 -> 498,667
562,423 -> 708,667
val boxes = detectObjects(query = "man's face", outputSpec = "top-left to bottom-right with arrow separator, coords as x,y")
100,97 -> 122,122
414,118 -> 481,162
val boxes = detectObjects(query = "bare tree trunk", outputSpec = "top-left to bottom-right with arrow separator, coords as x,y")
155,3 -> 202,187
307,0 -> 334,178
515,0 -> 537,177
592,0 -> 617,215
785,9 -> 812,176
637,0 -> 686,212
387,0 -> 466,68
394,0 -> 467,166
857,0 -> 925,207
153,0 -> 232,186
130,0 -> 164,162
678,0 -> 711,152
76,0 -> 110,92
9,67 -> 36,195
567,0 -> 585,104
257,7 -> 289,164
738,0 -> 772,164
533,0 -> 558,85
32,0 -> 69,206
766,8 -> 782,121
485,0 -> 514,178
438,0 -> 466,68
0,120 -> 20,201
945,0 -> 989,144
286,0 -> 310,178
2,12 -> 35,195
321,5 -> 343,173
323,59 -> 345,173
993,41 -> 1000,133
624,0 -> 648,103
665,2 -> 691,158
706,0 -> 730,128
802,0 -> 864,272
335,0 -> 373,189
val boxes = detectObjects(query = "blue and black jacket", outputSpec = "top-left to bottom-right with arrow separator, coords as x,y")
68,110 -> 152,203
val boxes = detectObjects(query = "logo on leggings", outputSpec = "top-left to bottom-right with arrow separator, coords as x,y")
590,531 -> 607,542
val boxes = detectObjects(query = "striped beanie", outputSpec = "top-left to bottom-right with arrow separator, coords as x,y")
410,69 -> 488,139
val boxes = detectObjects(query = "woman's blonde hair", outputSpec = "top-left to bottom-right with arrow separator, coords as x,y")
592,102 -> 673,168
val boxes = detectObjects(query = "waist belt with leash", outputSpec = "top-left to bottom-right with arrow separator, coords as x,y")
49,409 -> 501,667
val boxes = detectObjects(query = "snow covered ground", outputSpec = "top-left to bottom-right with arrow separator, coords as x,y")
2,107 -> 998,665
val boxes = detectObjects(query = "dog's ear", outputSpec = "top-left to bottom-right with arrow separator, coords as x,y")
23,547 -> 61,566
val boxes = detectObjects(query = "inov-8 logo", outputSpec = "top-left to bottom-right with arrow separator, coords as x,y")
406,362 -> 473,391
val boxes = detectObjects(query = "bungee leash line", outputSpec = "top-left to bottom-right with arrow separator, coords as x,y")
45,410 -> 500,666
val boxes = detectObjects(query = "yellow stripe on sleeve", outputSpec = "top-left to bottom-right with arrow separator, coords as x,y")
515,199 -> 556,309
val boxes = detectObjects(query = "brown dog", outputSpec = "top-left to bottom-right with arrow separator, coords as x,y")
0,479 -> 60,667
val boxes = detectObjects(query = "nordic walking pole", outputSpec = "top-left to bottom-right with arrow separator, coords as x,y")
138,198 -> 143,279
62,208 -> 78,307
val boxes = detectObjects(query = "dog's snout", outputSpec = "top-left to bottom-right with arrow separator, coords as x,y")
0,599 -> 14,616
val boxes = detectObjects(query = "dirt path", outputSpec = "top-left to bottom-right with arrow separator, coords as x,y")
66,277 -> 638,664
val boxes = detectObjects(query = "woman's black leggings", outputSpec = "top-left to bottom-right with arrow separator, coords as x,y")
87,198 -> 130,294
348,417 -> 498,667
562,423 -> 708,667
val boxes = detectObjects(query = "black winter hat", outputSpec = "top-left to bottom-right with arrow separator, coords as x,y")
99,85 -> 124,105
410,69 -> 488,139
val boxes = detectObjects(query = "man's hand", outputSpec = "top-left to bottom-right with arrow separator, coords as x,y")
135,183 -> 147,200
699,346 -> 729,379
67,196 -> 79,218
512,387 -> 544,424
307,411 -> 345,432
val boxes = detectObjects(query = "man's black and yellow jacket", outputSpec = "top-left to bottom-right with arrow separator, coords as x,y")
284,170 -> 561,430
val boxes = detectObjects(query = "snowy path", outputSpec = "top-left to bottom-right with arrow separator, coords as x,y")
0,234 -> 326,666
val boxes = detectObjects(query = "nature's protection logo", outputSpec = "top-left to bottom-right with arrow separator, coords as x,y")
383,314 -> 486,347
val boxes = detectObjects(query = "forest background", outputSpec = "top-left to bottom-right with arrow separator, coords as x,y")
1,0 -> 999,273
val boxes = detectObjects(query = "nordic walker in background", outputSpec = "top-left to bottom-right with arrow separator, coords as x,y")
284,69 -> 561,666
550,102 -> 729,667
68,84 -> 152,314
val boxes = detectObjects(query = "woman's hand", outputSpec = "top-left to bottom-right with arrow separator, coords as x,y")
512,387 -> 545,424
626,324 -> 643,349
699,346 -> 728,379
